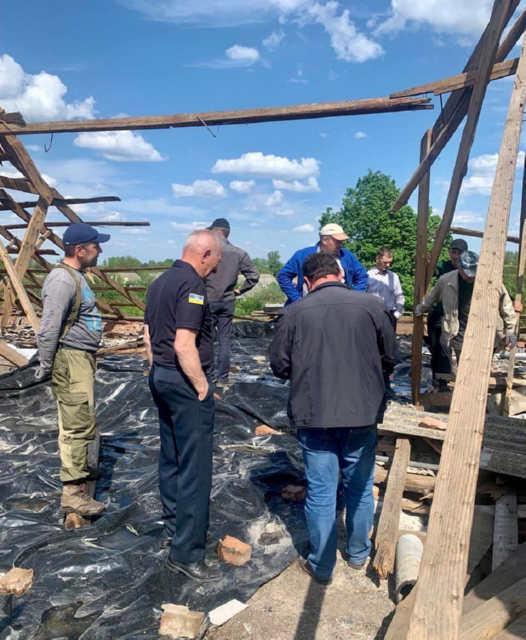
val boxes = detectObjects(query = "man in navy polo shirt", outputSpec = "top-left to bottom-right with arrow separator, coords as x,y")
144,229 -> 222,582
277,223 -> 368,305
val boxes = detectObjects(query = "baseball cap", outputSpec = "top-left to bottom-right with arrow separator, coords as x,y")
459,250 -> 478,277
208,218 -> 230,231
451,238 -> 468,252
63,223 -> 110,246
319,223 -> 349,241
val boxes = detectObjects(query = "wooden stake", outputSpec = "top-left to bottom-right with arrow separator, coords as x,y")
0,339 -> 28,366
406,27 -> 526,640
492,492 -> 518,570
0,240 -> 39,332
411,130 -> 432,406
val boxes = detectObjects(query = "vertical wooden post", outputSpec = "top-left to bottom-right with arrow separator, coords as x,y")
0,240 -> 39,332
406,32 -> 526,640
411,129 -> 432,406
502,151 -> 526,415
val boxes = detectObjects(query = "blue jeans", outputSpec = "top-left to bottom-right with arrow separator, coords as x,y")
297,425 -> 377,580
209,300 -> 235,380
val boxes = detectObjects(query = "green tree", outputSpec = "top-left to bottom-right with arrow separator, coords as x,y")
267,250 -> 283,276
320,170 -> 449,309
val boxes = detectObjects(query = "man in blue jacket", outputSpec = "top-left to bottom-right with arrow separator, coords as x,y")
277,223 -> 368,304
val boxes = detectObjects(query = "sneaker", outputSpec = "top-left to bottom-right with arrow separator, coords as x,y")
298,557 -> 332,585
61,483 -> 105,516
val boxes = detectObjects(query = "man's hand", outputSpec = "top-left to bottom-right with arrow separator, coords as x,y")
514,300 -> 523,313
505,332 -> 518,350
195,378 -> 209,401
414,304 -> 424,317
34,365 -> 51,382
234,288 -> 242,296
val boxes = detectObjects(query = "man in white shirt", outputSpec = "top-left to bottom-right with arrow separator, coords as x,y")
367,247 -> 405,330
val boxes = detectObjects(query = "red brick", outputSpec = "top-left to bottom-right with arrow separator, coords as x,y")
418,416 -> 447,431
255,424 -> 282,436
0,567 -> 33,596
281,485 -> 306,502
217,535 -> 252,566
159,604 -> 204,639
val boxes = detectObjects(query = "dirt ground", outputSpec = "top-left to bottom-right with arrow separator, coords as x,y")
207,553 -> 395,640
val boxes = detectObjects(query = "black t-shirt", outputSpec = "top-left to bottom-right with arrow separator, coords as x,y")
144,260 -> 213,372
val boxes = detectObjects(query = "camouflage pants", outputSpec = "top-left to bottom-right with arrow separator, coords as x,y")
51,348 -> 96,483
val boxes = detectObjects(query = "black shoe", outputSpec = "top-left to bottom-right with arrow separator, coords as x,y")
342,551 -> 367,571
298,557 -> 332,585
166,558 -> 221,582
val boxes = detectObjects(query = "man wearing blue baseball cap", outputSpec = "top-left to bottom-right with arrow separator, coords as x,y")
36,223 -> 110,516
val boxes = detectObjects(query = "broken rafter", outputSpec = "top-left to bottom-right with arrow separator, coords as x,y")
2,96 -> 433,136
0,195 -> 121,211
3,221 -> 149,229
391,57 -> 518,99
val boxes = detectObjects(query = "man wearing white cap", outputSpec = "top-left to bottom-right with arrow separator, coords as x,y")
277,223 -> 368,305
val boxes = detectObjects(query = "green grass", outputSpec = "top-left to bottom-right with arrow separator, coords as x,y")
235,283 -> 286,316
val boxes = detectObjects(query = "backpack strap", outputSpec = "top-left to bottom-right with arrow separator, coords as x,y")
53,263 -> 82,341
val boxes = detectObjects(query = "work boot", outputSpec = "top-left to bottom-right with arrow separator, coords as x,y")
61,483 -> 105,516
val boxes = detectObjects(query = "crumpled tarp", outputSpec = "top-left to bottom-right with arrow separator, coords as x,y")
0,328 -> 311,640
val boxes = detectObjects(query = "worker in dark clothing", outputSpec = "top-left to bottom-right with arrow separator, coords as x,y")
144,230 -> 222,583
206,218 -> 259,387
270,252 -> 396,584
426,238 -> 468,390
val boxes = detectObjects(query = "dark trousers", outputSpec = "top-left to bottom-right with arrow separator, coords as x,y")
210,299 -> 235,380
427,310 -> 451,380
148,364 -> 215,564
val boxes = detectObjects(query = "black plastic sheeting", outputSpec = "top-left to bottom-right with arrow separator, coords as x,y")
0,331 -> 312,639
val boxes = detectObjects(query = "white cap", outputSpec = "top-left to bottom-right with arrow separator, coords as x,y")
319,223 -> 349,241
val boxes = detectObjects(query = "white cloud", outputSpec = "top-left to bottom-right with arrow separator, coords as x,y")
375,1 -> 493,37
170,220 -> 212,232
293,223 -> 315,232
305,2 -> 384,62
74,131 -> 166,162
354,131 -> 367,139
172,179 -> 227,198
459,151 -> 524,196
226,44 -> 260,64
104,211 -> 125,222
0,54 -> 95,122
453,210 -> 484,225
229,179 -> 255,193
266,190 -> 283,207
290,68 -> 308,84
263,30 -> 285,50
212,151 -> 319,179
273,176 -> 320,192
275,208 -> 295,216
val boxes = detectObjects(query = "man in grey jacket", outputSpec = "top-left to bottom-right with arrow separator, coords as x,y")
36,223 -> 109,516
206,218 -> 259,386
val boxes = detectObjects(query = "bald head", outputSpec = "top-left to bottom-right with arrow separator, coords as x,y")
182,229 -> 222,278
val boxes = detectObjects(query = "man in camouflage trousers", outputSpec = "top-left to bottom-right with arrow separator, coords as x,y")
36,223 -> 110,516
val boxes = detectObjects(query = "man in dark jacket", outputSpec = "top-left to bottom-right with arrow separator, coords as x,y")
206,218 -> 260,386
276,223 -> 368,305
270,252 -> 396,583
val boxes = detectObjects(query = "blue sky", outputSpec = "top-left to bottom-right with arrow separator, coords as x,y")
1,1 -> 525,264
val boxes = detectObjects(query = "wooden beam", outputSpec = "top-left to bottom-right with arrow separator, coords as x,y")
0,240 -> 39,332
3,221 -> 148,229
374,465 -> 435,496
492,614 -> 526,639
0,176 -> 36,194
492,492 -> 519,570
391,4 -> 524,213
425,2 -> 511,284
0,195 -> 121,211
411,130 -> 432,406
458,577 -> 526,639
450,225 -> 519,244
391,57 -> 518,99
1,96 -> 433,136
0,338 -> 28,366
373,438 -> 411,579
406,25 -> 526,640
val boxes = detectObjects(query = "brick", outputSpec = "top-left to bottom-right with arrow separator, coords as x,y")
217,535 -> 252,566
418,415 -> 447,431
159,604 -> 205,639
281,485 -> 306,502
255,424 -> 282,436
0,567 -> 34,596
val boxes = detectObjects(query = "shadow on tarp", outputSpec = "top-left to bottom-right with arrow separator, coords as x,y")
0,350 -> 309,639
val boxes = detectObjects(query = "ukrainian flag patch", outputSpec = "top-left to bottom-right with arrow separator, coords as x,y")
188,293 -> 204,305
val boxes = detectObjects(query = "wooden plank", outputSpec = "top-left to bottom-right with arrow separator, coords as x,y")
406,24 -> 526,640
391,3 -> 523,213
2,96 -> 433,136
0,240 -> 39,332
492,492 -> 519,570
374,464 -> 435,496
0,195 -> 121,211
373,438 -> 411,579
0,339 -> 28,366
450,225 -> 519,244
493,613 -> 526,639
3,221 -> 148,229
0,133 -> 54,202
0,176 -> 36,194
458,576 -> 526,640
391,58 -> 519,99
425,2 -> 510,284
411,130 -> 432,406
